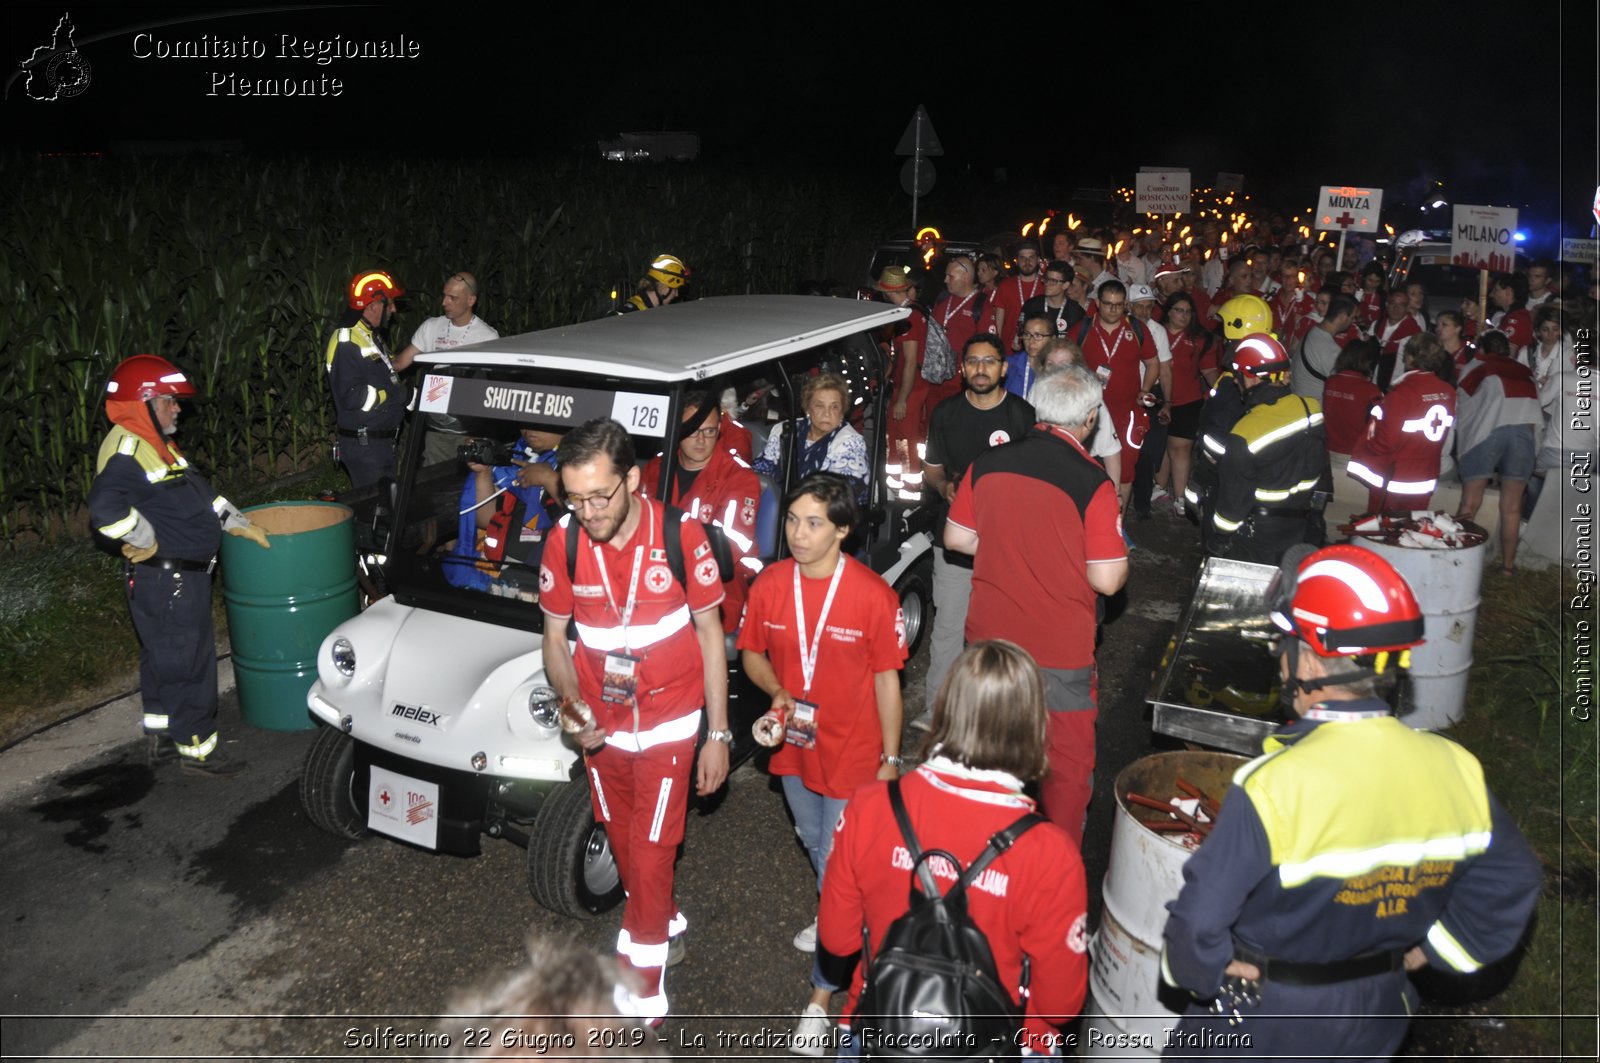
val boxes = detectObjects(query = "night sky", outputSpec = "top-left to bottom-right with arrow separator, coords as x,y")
6,3 -> 1597,249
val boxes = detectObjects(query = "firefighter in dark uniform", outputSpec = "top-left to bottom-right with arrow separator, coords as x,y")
1205,333 -> 1329,565
618,254 -> 690,313
1161,545 -> 1541,1059
88,355 -> 271,775
1185,294 -> 1273,525
326,270 -> 410,488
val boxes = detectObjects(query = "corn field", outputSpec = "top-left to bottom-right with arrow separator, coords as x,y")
0,151 -> 898,545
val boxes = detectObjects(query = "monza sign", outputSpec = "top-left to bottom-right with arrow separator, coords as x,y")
1136,170 -> 1191,214
1315,186 -> 1383,232
1451,204 -> 1519,272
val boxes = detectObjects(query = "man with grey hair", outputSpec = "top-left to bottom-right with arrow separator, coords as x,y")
944,364 -> 1128,845
395,271 -> 501,465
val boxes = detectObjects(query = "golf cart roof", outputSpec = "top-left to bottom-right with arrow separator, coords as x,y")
417,295 -> 909,382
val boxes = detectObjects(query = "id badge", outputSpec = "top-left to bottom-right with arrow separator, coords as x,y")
1094,364 -> 1112,383
602,653 -> 640,705
518,524 -> 543,544
785,699 -> 819,749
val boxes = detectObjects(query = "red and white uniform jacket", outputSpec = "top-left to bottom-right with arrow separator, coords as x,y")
1321,370 -> 1384,455
641,447 -> 761,633
1455,356 -> 1541,457
720,412 -> 753,463
1375,313 -> 1423,358
819,759 -> 1089,1051
1348,370 -> 1456,499
1356,288 -> 1384,329
539,497 -> 723,745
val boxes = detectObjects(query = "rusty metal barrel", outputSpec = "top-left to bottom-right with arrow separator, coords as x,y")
1082,751 -> 1247,1059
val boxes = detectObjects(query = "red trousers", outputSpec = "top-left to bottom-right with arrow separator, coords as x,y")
585,737 -> 695,1019
1041,709 -> 1098,848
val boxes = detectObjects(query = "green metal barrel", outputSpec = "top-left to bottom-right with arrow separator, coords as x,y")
221,501 -> 359,731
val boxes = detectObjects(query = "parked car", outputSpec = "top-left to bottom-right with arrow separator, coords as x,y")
300,296 -> 936,917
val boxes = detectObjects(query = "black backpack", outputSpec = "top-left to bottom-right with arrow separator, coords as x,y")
854,780 -> 1043,1062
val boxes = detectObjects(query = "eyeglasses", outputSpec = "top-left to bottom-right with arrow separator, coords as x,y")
563,479 -> 626,514
1022,330 -> 1055,340
1100,300 -> 1127,310
963,356 -> 1001,368
684,424 -> 720,440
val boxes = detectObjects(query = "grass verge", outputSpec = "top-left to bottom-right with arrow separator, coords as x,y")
1447,566 -> 1597,1057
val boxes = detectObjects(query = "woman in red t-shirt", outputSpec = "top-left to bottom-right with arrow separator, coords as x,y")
738,472 -> 908,1047
1320,340 -> 1383,456
1162,292 -> 1222,517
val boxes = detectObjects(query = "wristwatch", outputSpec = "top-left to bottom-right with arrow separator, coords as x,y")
706,729 -> 734,745
880,754 -> 904,767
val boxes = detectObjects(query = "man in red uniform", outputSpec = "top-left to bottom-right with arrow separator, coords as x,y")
930,254 -> 998,409
993,236 -> 1047,348
640,393 -> 761,632
1374,288 -> 1424,388
944,364 -> 1129,843
1070,279 -> 1160,511
539,418 -> 731,1023
1348,334 -> 1456,513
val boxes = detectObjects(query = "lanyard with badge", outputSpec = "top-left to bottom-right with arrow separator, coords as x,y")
786,556 -> 846,749
593,497 -> 652,707
1093,321 -> 1127,385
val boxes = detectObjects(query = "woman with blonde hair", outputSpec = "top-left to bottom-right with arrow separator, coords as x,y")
812,640 -> 1090,1058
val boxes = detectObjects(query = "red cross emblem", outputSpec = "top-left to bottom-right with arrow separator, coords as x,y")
1332,211 -> 1356,229
378,786 -> 392,808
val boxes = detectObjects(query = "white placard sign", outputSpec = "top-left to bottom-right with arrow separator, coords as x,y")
368,765 -> 440,850
1136,170 -> 1191,214
1315,186 -> 1383,232
1451,205 -> 1519,272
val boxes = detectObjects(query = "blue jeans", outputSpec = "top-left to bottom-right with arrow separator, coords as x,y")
782,774 -> 849,993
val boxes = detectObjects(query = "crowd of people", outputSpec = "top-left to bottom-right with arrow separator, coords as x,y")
91,231 -> 1579,1057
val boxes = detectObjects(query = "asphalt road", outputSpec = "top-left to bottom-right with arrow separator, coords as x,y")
0,509 -> 1526,1059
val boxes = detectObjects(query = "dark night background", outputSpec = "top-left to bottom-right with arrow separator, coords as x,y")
4,3 -> 1597,253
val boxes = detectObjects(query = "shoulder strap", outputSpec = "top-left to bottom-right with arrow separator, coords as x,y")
887,780 -> 942,901
959,811 -> 1045,891
1128,316 -> 1150,347
564,512 -> 580,581
1068,316 -> 1091,346
663,503 -> 687,587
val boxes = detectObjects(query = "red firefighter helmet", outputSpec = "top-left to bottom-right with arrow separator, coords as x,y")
105,354 -> 198,400
1270,545 -> 1425,658
348,270 -> 405,310
1231,332 -> 1290,378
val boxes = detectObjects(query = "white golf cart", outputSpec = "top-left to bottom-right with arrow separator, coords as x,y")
300,296 -> 936,917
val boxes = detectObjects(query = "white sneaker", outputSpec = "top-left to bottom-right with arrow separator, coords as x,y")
790,1003 -> 831,1056
792,919 -> 817,953
1151,485 -> 1172,503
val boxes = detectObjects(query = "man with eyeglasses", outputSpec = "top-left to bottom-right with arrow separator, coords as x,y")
1069,279 -> 1160,514
539,418 -> 732,1024
1020,261 -> 1086,340
914,334 -> 1036,729
394,271 -> 501,466
640,392 -> 761,632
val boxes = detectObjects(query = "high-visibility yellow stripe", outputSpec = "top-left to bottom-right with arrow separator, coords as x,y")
1278,831 -> 1493,889
176,732 -> 219,759
100,512 -> 139,539
1213,513 -> 1243,532
1427,922 -> 1483,972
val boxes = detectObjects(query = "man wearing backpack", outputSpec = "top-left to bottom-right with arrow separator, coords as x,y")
930,255 -> 998,410
539,418 -> 731,1024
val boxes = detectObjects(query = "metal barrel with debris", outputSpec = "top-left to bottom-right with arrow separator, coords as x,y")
1083,750 -> 1247,1059
1343,512 -> 1488,730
